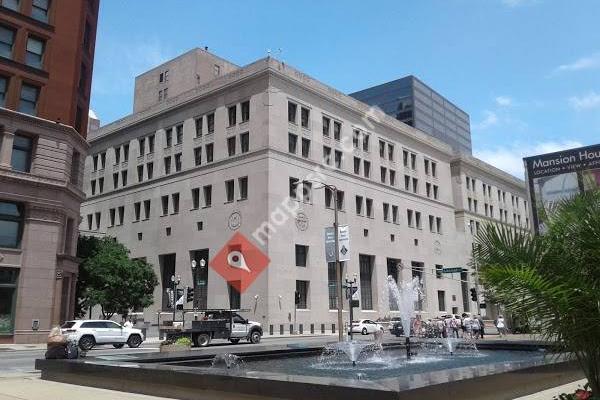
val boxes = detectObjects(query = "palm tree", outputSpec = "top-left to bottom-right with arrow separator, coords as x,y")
473,190 -> 600,395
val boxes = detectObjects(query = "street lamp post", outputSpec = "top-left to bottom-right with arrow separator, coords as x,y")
345,273 -> 358,341
171,274 -> 181,324
295,179 -> 344,342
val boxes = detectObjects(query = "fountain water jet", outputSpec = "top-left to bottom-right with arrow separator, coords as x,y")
387,275 -> 422,359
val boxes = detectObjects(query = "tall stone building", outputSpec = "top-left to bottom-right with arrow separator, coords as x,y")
80,51 -> 529,333
0,0 -> 99,343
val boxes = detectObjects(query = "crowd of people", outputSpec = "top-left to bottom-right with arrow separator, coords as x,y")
410,314 -> 508,339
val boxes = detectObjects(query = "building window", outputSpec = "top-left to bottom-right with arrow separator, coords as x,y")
415,211 -> 422,229
379,140 -> 385,158
333,121 -> 341,140
94,212 -> 100,230
240,132 -> 249,153
295,280 -> 309,309
227,136 -> 236,157
138,137 -> 146,156
238,176 -> 248,200
383,203 -> 390,222
355,195 -> 363,215
0,201 -> 24,248
288,133 -> 298,154
362,134 -> 370,152
288,102 -> 297,124
407,209 -> 414,227
194,147 -> 202,166
324,187 -> 333,209
18,83 -> 40,115
1,0 -> 19,11
98,177 -> 104,193
147,162 -> 154,179
134,202 -> 141,221
363,160 -> 371,178
328,262 -> 345,309
176,124 -> 183,144
228,105 -> 237,127
380,166 -> 387,183
302,180 -> 312,203
91,179 -> 96,195
353,130 -> 360,148
207,113 -> 215,134
174,153 -> 182,172
438,290 -> 446,311
300,107 -> 310,129
429,215 -> 435,232
205,143 -> 213,162
25,36 -> 45,69
289,177 -> 299,200
225,180 -> 234,202
388,144 -> 394,161
120,205 -> 126,223
353,157 -> 361,174
203,185 -> 212,207
31,0 -> 50,23
165,128 -> 172,147
392,205 -> 398,224
192,188 -> 200,209
0,267 -> 19,334
172,193 -> 179,214
322,146 -> 331,165
148,135 -> 154,153
435,264 -> 443,279
295,245 -> 308,267
137,165 -> 144,182
359,254 -> 374,310
241,100 -> 250,122
0,75 -> 7,107
334,150 -> 342,169
0,25 -> 15,59
412,177 -> 418,193
164,156 -> 171,175
11,135 -> 33,173
142,200 -> 150,221
365,198 -> 373,218
161,195 -> 169,216
112,173 -> 118,188
301,138 -> 310,158
228,282 -> 240,309
335,190 -> 345,211
322,116 -> 330,137
437,217 -> 442,233
123,144 -> 129,162
195,117 -> 203,137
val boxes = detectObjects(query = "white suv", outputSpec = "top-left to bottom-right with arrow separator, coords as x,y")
61,320 -> 145,350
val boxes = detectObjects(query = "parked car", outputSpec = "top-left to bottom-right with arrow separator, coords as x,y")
390,319 -> 416,337
349,319 -> 384,335
61,320 -> 145,350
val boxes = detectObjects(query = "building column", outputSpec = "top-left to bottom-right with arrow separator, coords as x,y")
0,128 -> 15,168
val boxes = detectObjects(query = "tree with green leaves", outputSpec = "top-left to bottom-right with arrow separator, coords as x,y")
76,236 -> 158,320
473,190 -> 600,394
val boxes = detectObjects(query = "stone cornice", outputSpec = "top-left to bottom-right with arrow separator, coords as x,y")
89,57 -> 455,161
0,108 -> 89,151
0,167 -> 85,201
450,155 -> 526,192
27,205 -> 64,223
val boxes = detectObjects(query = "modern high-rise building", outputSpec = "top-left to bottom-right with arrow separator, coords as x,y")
350,76 -> 472,155
0,0 -> 99,343
80,50 -> 529,335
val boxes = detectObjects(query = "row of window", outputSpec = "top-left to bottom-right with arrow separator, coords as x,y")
0,76 -> 39,115
1,0 -> 51,23
466,175 -> 527,211
287,177 -> 444,232
86,177 -> 249,230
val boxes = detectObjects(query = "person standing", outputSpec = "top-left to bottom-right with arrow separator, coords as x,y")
477,315 -> 485,339
495,315 -> 507,337
451,316 -> 460,338
463,314 -> 473,339
472,316 -> 481,339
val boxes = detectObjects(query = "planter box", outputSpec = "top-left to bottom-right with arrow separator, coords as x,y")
159,344 -> 191,353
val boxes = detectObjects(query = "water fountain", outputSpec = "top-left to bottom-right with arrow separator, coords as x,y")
320,340 -> 382,367
211,353 -> 244,370
387,275 -> 421,359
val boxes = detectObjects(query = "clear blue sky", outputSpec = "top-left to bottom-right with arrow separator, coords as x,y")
90,0 -> 600,178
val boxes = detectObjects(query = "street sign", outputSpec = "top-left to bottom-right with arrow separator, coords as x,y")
442,267 -> 464,274
345,286 -> 358,300
324,225 -> 350,262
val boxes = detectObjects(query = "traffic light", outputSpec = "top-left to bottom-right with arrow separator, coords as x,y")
186,286 -> 194,303
470,288 -> 478,302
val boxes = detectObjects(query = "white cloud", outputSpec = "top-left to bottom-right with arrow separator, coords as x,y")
473,110 -> 498,130
556,53 -> 600,73
568,92 -> 600,111
475,140 -> 584,178
495,96 -> 512,107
